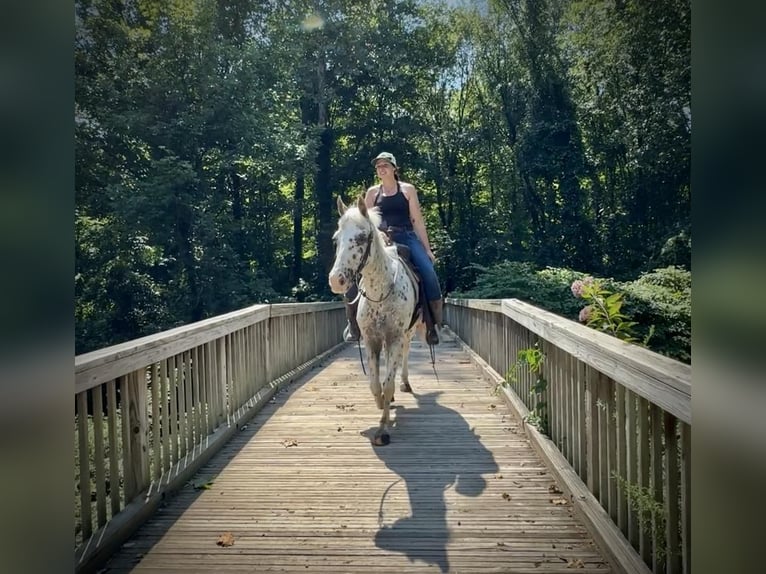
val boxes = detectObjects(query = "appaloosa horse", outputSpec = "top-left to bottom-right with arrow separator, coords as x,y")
328,195 -> 423,446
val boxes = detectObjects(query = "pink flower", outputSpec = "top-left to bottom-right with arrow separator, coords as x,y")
571,277 -> 595,298
578,305 -> 592,323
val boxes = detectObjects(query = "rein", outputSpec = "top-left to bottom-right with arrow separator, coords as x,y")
356,230 -> 397,304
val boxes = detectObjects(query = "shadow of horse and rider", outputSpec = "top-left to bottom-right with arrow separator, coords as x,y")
362,390 -> 499,573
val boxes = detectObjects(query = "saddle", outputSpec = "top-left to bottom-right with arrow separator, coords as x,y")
380,226 -> 433,331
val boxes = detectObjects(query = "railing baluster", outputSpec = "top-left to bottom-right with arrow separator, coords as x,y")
193,345 -> 202,444
201,342 -> 211,436
651,403 -> 664,572
607,376 -> 618,522
577,359 -> 587,482
76,391 -> 91,541
626,389 -> 639,548
564,352 -> 573,465
664,412 -> 681,574
681,422 -> 691,574
127,369 -> 149,496
151,363 -> 160,481
160,359 -> 170,474
169,356 -> 179,466
552,344 -> 561,449
586,365 -> 600,499
638,396 -> 651,564
217,337 -> 227,425
106,379 -> 120,516
92,388 -> 107,527
615,383 -> 628,535
120,376 -> 134,502
598,372 -> 609,509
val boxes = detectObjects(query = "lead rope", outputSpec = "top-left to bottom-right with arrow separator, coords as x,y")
429,342 -> 439,383
346,288 -> 367,376
357,339 -> 366,376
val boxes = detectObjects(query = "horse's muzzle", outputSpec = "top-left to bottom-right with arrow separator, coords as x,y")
328,270 -> 348,294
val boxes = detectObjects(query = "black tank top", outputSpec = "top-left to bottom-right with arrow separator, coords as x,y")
375,184 -> 412,230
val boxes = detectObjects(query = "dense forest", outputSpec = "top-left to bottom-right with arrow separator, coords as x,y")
75,0 -> 690,358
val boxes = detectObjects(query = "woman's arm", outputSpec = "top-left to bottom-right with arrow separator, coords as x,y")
364,186 -> 378,209
403,183 -> 435,262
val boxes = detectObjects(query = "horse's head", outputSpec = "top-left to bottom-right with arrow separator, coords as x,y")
328,194 -> 382,294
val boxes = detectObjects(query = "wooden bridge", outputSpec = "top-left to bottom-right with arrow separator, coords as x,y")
75,300 -> 690,574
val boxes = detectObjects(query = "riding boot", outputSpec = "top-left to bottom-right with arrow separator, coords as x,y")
343,286 -> 361,342
425,298 -> 443,345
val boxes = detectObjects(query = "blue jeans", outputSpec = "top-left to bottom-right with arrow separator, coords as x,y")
391,230 -> 442,302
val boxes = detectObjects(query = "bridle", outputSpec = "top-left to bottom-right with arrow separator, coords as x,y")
347,228 -> 397,304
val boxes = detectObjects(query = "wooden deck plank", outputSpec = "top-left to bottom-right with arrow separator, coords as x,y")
102,334 -> 612,573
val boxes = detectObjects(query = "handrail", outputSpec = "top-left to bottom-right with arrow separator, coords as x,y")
504,299 -> 690,422
76,302 -> 340,393
445,297 -> 691,574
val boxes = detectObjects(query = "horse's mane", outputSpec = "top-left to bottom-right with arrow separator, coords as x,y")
340,202 -> 397,259
342,204 -> 383,233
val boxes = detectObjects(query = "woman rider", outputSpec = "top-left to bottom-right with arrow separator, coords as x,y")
343,151 -> 443,345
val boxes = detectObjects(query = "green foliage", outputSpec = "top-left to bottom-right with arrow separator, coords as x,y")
618,266 -> 691,363
75,0 -> 689,354
503,342 -> 549,435
456,261 -> 690,363
571,277 -> 638,342
612,472 -> 668,562
457,261 -> 584,317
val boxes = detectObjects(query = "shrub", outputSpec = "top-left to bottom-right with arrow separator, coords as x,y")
618,266 -> 691,363
457,262 -> 584,317
454,262 -> 690,364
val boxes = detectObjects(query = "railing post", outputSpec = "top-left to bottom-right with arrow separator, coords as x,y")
585,366 -> 599,499
265,312 -> 272,384
217,338 -> 227,424
126,370 -> 149,500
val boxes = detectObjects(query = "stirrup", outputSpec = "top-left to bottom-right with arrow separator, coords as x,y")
426,326 -> 439,345
343,323 -> 360,342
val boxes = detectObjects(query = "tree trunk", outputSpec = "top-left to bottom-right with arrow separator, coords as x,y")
292,171 -> 304,285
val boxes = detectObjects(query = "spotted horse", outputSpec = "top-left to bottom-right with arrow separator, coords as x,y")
328,194 -> 425,446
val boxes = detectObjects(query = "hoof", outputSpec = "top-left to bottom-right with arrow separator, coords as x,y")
400,382 -> 412,393
373,432 -> 391,446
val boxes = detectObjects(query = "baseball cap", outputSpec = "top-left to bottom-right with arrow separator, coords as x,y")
371,152 -> 397,167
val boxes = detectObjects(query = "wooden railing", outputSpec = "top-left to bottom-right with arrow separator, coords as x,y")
445,298 -> 691,574
74,302 -> 345,573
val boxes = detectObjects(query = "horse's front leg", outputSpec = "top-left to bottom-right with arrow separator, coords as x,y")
374,339 -> 405,446
366,342 -> 383,410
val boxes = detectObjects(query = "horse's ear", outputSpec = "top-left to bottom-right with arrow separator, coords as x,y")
337,195 -> 347,216
357,194 -> 367,217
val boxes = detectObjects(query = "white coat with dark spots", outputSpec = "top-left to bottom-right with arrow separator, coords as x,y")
328,194 -> 423,446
